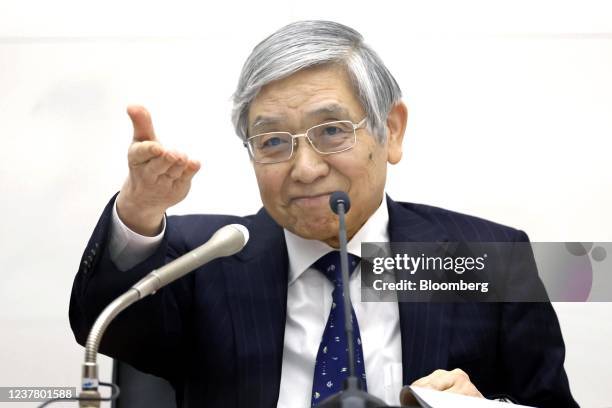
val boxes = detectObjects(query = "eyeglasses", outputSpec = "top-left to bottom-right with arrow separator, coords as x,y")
244,118 -> 367,164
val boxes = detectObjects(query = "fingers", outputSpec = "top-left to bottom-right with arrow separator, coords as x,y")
142,150 -> 181,174
127,105 -> 157,142
133,149 -> 200,183
411,369 -> 454,391
178,158 -> 201,181
447,382 -> 483,398
128,141 -> 164,166
163,153 -> 193,180
167,158 -> 200,187
443,369 -> 482,398
407,368 -> 483,400
158,154 -> 200,180
165,159 -> 188,179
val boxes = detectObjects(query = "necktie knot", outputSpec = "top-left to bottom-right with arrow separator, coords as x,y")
313,251 -> 360,284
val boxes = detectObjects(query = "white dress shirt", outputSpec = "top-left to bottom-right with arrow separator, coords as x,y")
109,197 -> 403,407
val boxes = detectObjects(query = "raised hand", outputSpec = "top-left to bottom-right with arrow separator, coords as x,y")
116,105 -> 201,236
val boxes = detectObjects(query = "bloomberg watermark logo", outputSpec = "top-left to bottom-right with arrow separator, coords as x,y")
360,242 -> 612,302
370,252 -> 490,294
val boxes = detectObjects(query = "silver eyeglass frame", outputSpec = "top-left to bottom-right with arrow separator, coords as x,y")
243,117 -> 368,164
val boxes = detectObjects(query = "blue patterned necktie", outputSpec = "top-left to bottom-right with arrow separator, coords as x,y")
311,251 -> 367,407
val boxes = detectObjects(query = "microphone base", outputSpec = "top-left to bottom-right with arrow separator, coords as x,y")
78,389 -> 101,407
315,378 -> 387,408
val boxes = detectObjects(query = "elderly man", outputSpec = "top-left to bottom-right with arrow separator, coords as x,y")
70,21 -> 577,407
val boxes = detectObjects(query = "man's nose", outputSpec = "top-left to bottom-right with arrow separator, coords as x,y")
289,137 -> 329,184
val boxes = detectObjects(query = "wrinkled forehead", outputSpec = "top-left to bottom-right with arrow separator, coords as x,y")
246,64 -> 364,134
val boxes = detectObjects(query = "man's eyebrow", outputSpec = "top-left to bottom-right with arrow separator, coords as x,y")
250,116 -> 283,133
249,104 -> 352,133
305,104 -> 351,119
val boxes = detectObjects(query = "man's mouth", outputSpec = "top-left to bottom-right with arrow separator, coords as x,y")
290,193 -> 332,208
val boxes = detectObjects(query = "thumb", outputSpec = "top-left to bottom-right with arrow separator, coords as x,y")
127,105 -> 157,142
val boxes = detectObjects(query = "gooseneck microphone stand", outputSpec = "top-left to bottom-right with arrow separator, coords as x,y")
317,191 -> 387,408
76,224 -> 249,407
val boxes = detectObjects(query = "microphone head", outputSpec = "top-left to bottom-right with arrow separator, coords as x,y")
329,191 -> 351,214
227,224 -> 250,248
208,224 -> 250,257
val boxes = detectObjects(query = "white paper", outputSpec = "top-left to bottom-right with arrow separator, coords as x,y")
409,386 -> 535,408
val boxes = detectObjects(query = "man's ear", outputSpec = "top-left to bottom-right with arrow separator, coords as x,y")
386,101 -> 408,164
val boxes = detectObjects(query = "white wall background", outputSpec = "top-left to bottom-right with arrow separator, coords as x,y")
0,1 -> 611,406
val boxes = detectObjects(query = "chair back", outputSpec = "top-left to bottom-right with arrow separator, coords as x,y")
111,359 -> 176,408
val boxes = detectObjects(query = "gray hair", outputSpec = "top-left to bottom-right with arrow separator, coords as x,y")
231,20 -> 402,142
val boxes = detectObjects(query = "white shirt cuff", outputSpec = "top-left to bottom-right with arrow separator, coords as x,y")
109,198 -> 166,271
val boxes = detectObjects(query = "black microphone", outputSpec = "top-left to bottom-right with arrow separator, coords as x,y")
329,191 -> 358,379
330,191 -> 351,214
317,192 -> 387,408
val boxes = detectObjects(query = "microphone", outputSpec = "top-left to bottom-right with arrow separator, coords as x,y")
132,223 -> 249,298
318,192 -> 387,408
330,191 -> 351,214
329,191 -> 358,379
77,224 -> 249,407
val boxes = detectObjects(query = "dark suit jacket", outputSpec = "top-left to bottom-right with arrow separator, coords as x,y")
69,195 -> 578,407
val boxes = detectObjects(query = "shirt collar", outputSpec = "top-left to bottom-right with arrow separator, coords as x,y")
283,194 -> 390,286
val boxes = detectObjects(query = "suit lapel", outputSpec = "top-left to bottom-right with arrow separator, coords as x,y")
386,196 -> 454,385
222,208 -> 288,408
